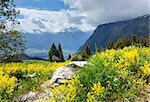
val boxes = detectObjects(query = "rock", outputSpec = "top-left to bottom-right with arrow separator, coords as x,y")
15,91 -> 38,102
135,83 -> 150,102
66,63 -> 80,68
69,61 -> 87,67
50,66 -> 76,85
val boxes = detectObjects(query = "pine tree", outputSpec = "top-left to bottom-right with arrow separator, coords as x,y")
85,46 -> 91,56
58,44 -> 64,62
114,39 -> 125,49
81,46 -> 92,60
106,40 -> 114,49
48,43 -> 57,62
67,54 -> 71,60
131,35 -> 138,45
48,43 -> 65,62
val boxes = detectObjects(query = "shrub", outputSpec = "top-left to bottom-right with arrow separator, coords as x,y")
52,55 -> 61,62
71,54 -> 85,61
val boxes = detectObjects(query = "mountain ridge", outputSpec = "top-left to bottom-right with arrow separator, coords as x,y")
79,14 -> 150,51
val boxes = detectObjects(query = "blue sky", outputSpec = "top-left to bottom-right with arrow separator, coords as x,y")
15,0 -> 149,33
15,0 -> 69,10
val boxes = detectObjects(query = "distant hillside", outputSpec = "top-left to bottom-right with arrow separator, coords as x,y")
79,15 -> 150,51
23,27 -> 91,59
24,27 -> 91,51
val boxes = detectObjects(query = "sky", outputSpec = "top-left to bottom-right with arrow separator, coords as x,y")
15,0 -> 150,33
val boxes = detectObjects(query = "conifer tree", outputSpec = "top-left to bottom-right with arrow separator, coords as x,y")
48,43 -> 65,62
58,44 -> 64,62
85,46 -> 91,56
106,40 -> 114,49
48,43 -> 57,62
81,46 -> 92,60
131,35 -> 138,45
67,54 -> 71,60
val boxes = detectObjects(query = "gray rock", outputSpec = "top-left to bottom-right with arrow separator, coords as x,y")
15,91 -> 38,102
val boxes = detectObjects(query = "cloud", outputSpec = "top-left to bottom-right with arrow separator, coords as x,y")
17,8 -> 95,33
64,0 -> 150,25
17,0 -> 149,33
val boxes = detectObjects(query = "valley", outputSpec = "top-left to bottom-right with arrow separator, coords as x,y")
25,48 -> 75,59
0,0 -> 149,102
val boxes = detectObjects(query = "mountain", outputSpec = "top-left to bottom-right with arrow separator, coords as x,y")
79,14 -> 150,51
23,27 -> 91,59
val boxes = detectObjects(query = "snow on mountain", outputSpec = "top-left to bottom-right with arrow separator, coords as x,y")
23,27 -> 91,59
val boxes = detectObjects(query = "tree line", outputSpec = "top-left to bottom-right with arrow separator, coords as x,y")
71,34 -> 149,61
106,35 -> 149,50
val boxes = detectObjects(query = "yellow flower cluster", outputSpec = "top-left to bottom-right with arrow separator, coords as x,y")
140,62 -> 150,75
123,49 -> 138,64
0,74 -> 17,95
0,61 -> 69,96
1,61 -> 69,75
87,82 -> 105,102
48,76 -> 82,102
114,48 -> 139,68
91,82 -> 104,95
97,46 -> 150,72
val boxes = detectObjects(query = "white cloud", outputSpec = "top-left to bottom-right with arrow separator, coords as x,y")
17,0 -> 149,33
17,8 -> 95,33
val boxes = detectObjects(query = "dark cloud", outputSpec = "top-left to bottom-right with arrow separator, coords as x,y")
68,15 -> 85,24
64,0 -> 150,26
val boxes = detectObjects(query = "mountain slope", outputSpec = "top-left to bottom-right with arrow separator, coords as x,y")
79,15 -> 150,51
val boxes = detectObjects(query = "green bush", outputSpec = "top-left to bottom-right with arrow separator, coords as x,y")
52,55 -> 61,62
71,54 -> 85,61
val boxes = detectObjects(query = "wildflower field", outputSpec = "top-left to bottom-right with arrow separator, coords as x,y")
0,60 -> 68,101
0,46 -> 150,102
49,46 -> 150,102
76,46 -> 150,102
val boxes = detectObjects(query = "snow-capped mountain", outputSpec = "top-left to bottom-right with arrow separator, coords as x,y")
23,27 -> 91,59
